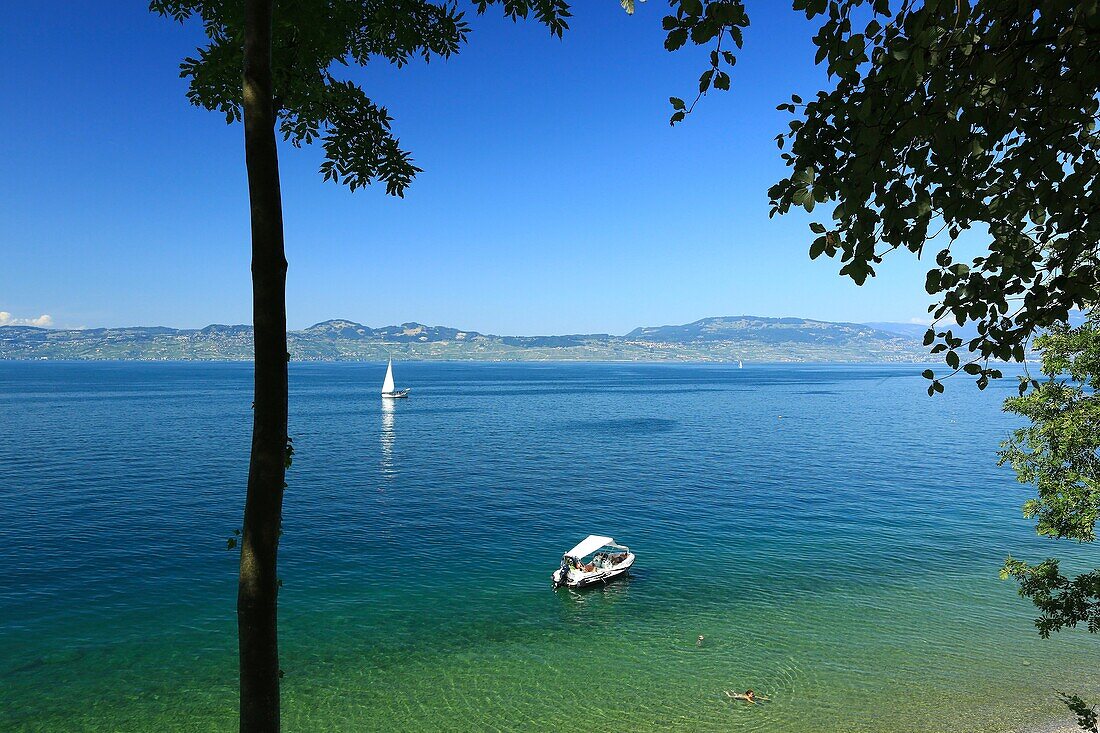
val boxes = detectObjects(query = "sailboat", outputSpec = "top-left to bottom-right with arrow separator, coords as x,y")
738,359 -> 744,369
381,358 -> 410,399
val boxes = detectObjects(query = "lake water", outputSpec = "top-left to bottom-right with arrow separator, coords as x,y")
1,361 -> 1096,732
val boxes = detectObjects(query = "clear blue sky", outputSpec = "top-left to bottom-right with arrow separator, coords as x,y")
0,2 -> 939,334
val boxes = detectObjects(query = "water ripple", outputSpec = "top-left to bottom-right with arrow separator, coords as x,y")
0,361 -> 1096,732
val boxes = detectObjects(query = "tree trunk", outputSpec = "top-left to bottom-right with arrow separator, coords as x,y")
239,0 -> 287,731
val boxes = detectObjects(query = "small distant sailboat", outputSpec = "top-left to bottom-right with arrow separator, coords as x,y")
738,359 -> 744,369
381,358 -> 410,399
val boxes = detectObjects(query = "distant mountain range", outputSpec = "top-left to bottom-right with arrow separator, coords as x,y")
862,321 -> 932,339
0,316 -> 934,362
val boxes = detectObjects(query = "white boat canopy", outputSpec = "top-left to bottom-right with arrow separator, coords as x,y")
566,535 -> 626,559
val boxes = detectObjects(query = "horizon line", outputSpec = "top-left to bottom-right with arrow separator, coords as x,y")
0,313 -> 932,338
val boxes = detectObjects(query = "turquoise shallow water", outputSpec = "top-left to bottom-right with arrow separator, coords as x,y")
1,361 -> 1097,732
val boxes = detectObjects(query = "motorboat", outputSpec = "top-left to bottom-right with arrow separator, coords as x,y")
551,535 -> 634,589
381,358 -> 410,399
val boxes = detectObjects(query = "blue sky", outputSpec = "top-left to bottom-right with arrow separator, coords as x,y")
0,2 -> 939,334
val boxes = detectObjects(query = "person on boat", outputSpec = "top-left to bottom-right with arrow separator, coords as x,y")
725,689 -> 769,704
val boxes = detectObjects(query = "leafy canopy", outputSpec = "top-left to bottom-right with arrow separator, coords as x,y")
150,0 -> 572,196
1000,315 -> 1100,639
660,0 -> 1100,391
1060,693 -> 1100,733
999,314 -> 1100,729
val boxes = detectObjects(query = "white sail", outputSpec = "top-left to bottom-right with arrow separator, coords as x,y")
382,358 -> 395,395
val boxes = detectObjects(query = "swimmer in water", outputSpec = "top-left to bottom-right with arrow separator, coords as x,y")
696,635 -> 705,646
725,689 -> 769,704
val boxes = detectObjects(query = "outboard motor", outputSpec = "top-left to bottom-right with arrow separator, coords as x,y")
553,558 -> 571,589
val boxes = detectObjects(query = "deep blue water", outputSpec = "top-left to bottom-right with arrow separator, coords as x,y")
0,361 -> 1096,732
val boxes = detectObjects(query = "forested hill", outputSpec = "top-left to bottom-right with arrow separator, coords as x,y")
0,316 -> 928,362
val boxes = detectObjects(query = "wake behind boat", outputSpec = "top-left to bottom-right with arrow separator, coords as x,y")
381,358 -> 410,399
551,535 -> 634,589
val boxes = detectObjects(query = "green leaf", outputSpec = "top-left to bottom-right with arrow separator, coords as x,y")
681,0 -> 703,16
698,69 -> 713,93
809,236 -> 827,259
665,28 -> 688,51
925,270 -> 941,294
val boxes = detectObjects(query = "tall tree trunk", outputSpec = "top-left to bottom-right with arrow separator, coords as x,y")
239,0 -> 287,730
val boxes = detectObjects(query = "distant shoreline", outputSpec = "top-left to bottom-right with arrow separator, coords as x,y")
0,315 -> 939,363
0,357 -> 951,365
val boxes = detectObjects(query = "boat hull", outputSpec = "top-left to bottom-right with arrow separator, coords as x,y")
552,554 -> 635,589
382,390 -> 410,399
